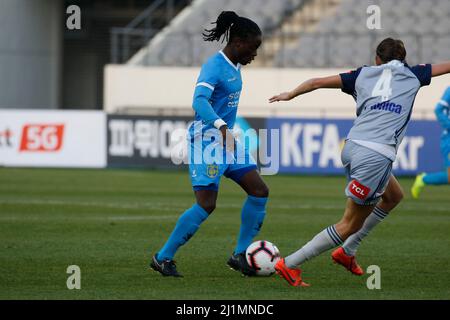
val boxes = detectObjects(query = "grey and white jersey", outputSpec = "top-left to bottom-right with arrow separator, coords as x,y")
340,60 -> 432,152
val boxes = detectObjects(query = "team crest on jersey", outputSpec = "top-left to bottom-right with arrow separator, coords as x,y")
206,164 -> 219,178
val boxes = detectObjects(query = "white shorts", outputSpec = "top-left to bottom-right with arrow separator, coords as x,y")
341,140 -> 393,206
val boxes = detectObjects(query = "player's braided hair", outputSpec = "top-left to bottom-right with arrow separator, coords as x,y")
202,11 -> 261,43
376,38 -> 407,63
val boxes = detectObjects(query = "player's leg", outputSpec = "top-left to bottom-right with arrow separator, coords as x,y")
411,170 -> 448,198
225,168 -> 268,276
151,189 -> 216,277
155,189 -> 217,260
412,145 -> 450,198
276,141 -> 391,285
275,199 -> 374,286
329,146 -> 396,275
233,169 -> 269,254
340,175 -> 404,262
377,175 -> 405,211
285,142 -> 390,265
284,199 -> 374,267
419,168 -> 449,185
224,141 -> 268,275
151,146 -> 223,277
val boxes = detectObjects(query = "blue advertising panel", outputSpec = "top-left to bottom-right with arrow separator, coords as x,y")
266,118 -> 443,176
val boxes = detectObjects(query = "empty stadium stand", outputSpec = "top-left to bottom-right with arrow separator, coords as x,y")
274,0 -> 450,67
126,0 -> 449,68
128,0 -> 305,66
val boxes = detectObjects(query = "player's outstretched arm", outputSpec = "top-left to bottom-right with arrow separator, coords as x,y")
431,61 -> 450,77
268,75 -> 342,103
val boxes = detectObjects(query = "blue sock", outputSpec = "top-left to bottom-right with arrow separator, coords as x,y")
423,172 -> 449,185
234,195 -> 268,255
157,204 -> 208,261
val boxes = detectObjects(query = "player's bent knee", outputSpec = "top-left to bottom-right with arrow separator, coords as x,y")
336,220 -> 363,239
383,189 -> 404,206
348,222 -> 363,235
259,184 -> 270,198
250,184 -> 269,198
344,224 -> 362,239
393,186 -> 404,203
394,189 -> 404,203
197,201 -> 216,214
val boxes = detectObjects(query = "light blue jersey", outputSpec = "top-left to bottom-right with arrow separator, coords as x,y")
189,51 -> 242,136
435,86 -> 450,167
187,51 -> 256,191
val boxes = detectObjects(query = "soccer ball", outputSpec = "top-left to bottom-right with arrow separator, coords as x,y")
246,240 -> 281,276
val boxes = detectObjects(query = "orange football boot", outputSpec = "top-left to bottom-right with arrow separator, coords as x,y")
331,247 -> 364,276
274,258 -> 310,287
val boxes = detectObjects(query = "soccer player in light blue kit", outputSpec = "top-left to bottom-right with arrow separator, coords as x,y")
151,11 -> 268,277
270,38 -> 450,286
411,86 -> 450,198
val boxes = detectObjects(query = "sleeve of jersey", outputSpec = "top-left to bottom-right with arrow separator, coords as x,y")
410,64 -> 432,87
339,67 -> 362,97
192,64 -> 222,127
435,87 -> 450,129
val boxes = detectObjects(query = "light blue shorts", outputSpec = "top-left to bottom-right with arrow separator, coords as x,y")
188,137 -> 257,191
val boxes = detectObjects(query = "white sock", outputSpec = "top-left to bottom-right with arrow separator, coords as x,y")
285,225 -> 343,268
342,206 -> 388,256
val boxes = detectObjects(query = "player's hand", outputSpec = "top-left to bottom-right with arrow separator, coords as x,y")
269,91 -> 292,103
219,125 -> 235,155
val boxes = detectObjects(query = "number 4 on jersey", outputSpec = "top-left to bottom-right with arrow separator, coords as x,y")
372,69 -> 392,102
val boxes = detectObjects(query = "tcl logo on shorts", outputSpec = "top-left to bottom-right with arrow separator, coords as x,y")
19,124 -> 65,152
349,180 -> 371,200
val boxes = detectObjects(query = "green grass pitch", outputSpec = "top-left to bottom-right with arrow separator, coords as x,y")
0,168 -> 449,299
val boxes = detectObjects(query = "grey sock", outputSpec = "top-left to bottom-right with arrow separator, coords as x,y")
342,206 -> 388,256
285,225 -> 343,268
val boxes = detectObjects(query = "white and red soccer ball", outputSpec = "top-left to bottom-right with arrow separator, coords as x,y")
246,240 -> 281,276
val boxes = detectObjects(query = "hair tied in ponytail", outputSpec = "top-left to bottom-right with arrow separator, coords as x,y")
203,11 -> 239,42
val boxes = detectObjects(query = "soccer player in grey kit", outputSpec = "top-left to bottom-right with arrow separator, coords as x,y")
269,38 -> 450,286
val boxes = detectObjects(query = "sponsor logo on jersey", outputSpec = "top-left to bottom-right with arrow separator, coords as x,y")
349,180 -> 371,200
369,100 -> 402,114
